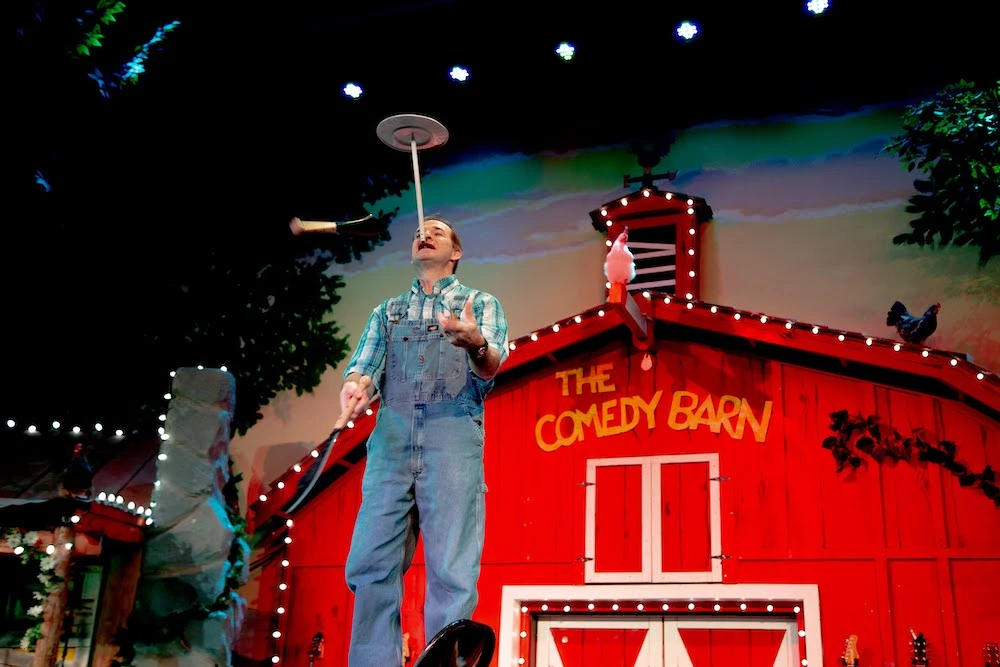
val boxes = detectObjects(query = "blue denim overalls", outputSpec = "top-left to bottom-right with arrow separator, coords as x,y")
345,296 -> 491,667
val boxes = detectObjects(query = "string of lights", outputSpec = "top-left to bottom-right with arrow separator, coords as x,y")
1,365 -> 227,443
513,599 -> 811,666
248,282 -> 998,522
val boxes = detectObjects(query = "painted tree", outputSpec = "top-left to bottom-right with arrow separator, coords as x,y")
882,79 -> 1000,267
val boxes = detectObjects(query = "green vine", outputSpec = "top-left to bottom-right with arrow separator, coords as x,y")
112,462 -> 247,666
822,409 -> 999,507
2,529 -> 70,652
75,0 -> 128,57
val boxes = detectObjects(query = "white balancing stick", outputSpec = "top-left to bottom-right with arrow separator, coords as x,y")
410,136 -> 426,241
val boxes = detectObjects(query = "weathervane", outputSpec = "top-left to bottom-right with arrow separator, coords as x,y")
623,137 -> 678,191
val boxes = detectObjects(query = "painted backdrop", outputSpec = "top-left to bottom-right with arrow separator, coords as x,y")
229,103 -> 1000,630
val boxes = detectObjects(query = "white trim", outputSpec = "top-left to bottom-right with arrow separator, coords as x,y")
635,265 -> 677,276
536,617 -> 663,667
585,458 -> 652,583
633,250 -> 677,261
629,242 -> 677,251
628,278 -> 676,289
586,454 -> 721,584
498,583 -> 823,667
664,617 -> 799,667
650,454 -> 722,583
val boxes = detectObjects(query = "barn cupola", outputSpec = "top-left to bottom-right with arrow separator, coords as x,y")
589,139 -> 713,301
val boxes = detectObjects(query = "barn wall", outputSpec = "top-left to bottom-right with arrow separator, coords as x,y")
279,332 -> 1000,666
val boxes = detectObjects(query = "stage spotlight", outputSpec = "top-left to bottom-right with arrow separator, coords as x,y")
555,42 -> 576,61
806,0 -> 830,14
449,66 -> 470,82
676,21 -> 699,41
343,82 -> 363,99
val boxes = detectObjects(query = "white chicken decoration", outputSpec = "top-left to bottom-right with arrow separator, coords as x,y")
604,227 -> 636,284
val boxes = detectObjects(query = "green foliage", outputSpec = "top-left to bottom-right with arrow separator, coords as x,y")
132,236 -> 359,437
76,0 -> 127,56
7,0 -> 414,442
882,79 -> 1000,266
2,529 -> 70,652
13,1 -> 179,97
822,409 -> 1000,507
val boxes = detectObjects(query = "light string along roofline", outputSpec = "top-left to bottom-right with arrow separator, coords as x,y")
511,598 -> 812,666
2,365 -> 231,528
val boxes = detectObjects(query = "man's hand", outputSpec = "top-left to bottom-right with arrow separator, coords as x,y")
340,375 -> 373,421
437,298 -> 486,350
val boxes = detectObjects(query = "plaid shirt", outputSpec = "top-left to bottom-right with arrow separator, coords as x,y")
343,275 -> 509,386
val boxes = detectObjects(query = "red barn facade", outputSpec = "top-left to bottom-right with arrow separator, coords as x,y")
248,190 -> 1000,667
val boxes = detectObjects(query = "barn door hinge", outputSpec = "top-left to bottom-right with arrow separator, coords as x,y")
577,481 -> 594,486
712,554 -> 732,560
577,556 -> 594,562
710,476 -> 730,482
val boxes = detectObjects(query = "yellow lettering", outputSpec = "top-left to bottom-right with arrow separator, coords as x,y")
576,403 -> 600,436
692,395 -> 718,432
632,390 -> 663,429
594,363 -> 616,393
667,391 -> 699,430
716,395 -> 742,438
600,399 -> 621,436
535,414 -> 559,452
618,396 -> 641,432
553,369 -> 581,397
735,399 -> 772,443
538,365 -> 770,451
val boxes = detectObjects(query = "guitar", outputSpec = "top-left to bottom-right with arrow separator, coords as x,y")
985,642 -> 999,667
909,628 -> 928,666
307,632 -> 324,667
841,634 -> 860,666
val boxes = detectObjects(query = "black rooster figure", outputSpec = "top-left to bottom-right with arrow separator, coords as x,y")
886,301 -> 941,345
60,442 -> 94,499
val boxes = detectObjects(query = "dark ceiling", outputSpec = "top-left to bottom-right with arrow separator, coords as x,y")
1,0 -> 995,444
9,0 -> 996,224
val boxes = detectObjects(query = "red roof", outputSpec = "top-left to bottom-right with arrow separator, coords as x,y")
247,289 -> 999,533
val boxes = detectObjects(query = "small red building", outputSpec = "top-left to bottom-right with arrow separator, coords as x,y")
247,188 -> 1000,667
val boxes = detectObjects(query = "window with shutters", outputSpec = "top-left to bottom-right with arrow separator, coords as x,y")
584,454 -> 722,584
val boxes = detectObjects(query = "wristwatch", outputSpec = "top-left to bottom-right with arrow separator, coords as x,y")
473,340 -> 489,359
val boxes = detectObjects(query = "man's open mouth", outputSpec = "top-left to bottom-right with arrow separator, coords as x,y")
418,241 -> 435,250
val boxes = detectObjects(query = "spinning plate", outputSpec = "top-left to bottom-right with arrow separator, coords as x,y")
376,113 -> 449,152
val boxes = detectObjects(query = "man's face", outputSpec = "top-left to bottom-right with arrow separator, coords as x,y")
412,220 -> 461,267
